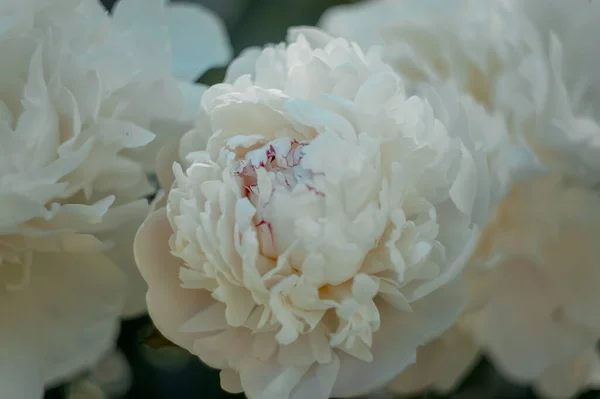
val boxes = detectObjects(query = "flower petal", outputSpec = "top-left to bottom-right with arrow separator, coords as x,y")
0,302 -> 44,399
30,252 -> 125,386
100,215 -> 149,319
165,3 -> 232,81
332,277 -> 467,397
472,257 -> 599,382
134,209 -> 212,352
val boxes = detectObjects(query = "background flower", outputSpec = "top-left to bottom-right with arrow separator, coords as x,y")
320,0 -> 600,181
321,0 -> 600,395
468,174 -> 600,384
0,0 -> 231,397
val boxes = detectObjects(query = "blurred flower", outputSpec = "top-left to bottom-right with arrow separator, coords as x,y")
135,27 -> 516,399
87,350 -> 132,397
0,0 -> 230,396
535,347 -> 600,399
468,174 -> 600,384
323,0 -> 600,392
66,350 -> 131,399
512,0 -> 600,119
320,0 -> 600,183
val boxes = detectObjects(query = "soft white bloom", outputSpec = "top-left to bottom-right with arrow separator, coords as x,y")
323,0 -> 600,387
321,0 -> 600,182
0,0 -> 230,396
511,0 -> 600,118
134,27 -> 515,399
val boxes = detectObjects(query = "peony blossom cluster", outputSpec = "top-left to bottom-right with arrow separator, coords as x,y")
322,0 -> 600,398
133,26 -> 523,399
0,0 -> 231,397
6,0 -> 600,398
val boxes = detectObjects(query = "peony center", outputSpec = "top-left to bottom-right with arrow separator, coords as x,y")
235,137 -> 324,258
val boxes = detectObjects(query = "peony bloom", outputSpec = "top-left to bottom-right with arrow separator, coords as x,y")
323,0 -> 600,389
0,0 -> 230,397
135,27 -> 516,399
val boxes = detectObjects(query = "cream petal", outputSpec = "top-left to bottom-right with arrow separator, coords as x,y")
541,226 -> 600,330
287,357 -> 340,399
177,81 -> 207,123
388,323 -> 480,394
332,277 -> 468,397
165,3 -> 232,81
99,215 -> 149,319
220,368 -> 243,394
153,140 -> 179,202
134,209 -> 212,352
28,252 -> 126,386
473,258 -> 598,382
534,348 -> 600,399
0,301 -> 44,399
238,360 -> 311,399
224,47 -> 263,84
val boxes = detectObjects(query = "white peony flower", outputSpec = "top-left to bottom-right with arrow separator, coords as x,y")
134,27 -> 515,399
0,0 -> 231,396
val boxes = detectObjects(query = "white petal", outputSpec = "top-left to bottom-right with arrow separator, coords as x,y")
472,258 -> 599,382
134,209 -> 213,352
332,277 -> 468,397
165,3 -> 232,81
99,215 -> 149,319
0,302 -> 44,399
30,252 -> 126,386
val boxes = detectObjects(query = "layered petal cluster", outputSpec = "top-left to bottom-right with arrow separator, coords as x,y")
322,1 -> 600,397
0,0 -> 230,397
135,28 -> 515,399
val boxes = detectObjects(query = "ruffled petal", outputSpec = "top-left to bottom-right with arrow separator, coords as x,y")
332,277 -> 468,397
